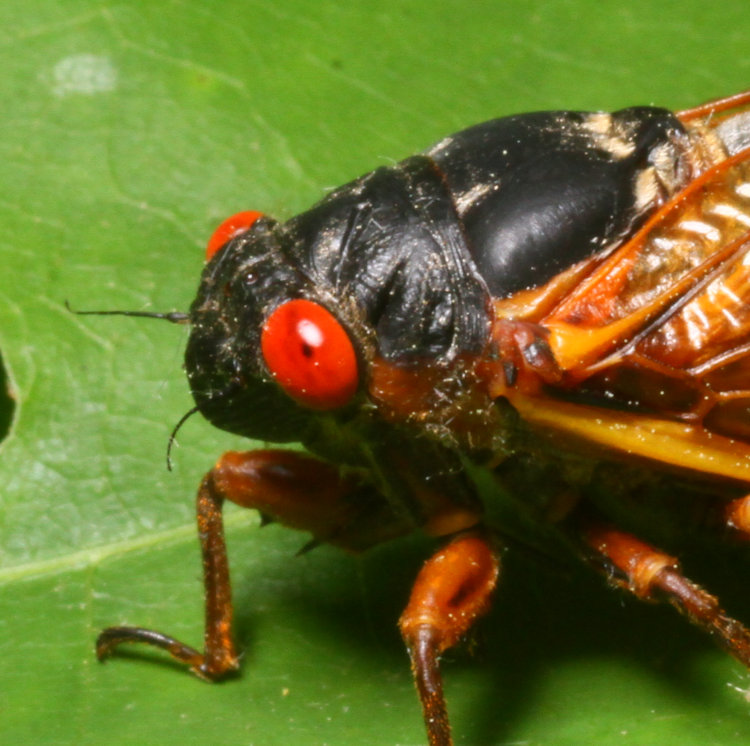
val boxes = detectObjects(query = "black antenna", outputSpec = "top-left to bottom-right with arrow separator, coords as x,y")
67,298 -> 196,466
166,405 -> 201,471
65,300 -> 189,324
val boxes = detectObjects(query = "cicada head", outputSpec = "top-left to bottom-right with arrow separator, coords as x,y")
186,216 -> 364,443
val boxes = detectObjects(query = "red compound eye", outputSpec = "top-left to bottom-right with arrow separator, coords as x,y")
206,210 -> 264,261
261,299 -> 358,410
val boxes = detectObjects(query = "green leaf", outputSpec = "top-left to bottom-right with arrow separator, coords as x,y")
2,0 -> 750,744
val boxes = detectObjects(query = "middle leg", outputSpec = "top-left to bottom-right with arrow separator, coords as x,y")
399,528 -> 501,746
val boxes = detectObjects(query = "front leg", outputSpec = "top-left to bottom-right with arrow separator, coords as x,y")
399,529 -> 501,746
97,468 -> 238,678
97,448 -> 410,678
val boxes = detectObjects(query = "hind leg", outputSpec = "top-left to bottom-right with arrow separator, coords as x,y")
576,515 -> 750,667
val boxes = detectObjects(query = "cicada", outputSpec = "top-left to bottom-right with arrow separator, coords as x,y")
91,90 -> 750,746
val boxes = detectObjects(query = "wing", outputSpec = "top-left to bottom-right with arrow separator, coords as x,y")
542,147 -> 750,371
497,146 -> 750,482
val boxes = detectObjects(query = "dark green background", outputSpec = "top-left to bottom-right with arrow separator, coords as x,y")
2,1 -> 750,744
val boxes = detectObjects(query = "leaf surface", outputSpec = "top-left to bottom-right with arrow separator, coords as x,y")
2,1 -> 750,744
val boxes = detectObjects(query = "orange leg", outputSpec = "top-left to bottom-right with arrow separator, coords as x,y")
579,518 -> 750,668
725,494 -> 750,539
399,529 -> 501,746
677,89 -> 750,122
97,449 -> 409,678
97,468 -> 239,678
